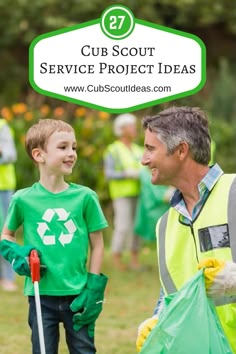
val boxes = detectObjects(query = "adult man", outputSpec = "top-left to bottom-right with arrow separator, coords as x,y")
137,106 -> 236,352
104,114 -> 143,270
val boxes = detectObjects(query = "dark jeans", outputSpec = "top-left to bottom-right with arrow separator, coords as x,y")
28,295 -> 96,354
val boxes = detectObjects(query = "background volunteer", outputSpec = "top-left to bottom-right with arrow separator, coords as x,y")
104,113 -> 143,271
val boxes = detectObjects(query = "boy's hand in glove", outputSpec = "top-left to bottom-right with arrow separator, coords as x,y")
70,273 -> 108,337
136,317 -> 158,352
0,240 -> 35,276
198,258 -> 236,298
0,240 -> 46,277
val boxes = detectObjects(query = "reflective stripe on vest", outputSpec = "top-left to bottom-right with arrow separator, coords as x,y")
159,211 -> 176,293
159,175 -> 236,296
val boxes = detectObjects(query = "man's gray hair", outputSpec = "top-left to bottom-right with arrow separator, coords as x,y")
142,106 -> 211,165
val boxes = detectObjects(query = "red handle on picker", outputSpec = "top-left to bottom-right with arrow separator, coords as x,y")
29,250 -> 40,282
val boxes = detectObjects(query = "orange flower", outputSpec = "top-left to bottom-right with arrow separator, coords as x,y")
75,107 -> 87,118
12,103 -> 27,115
1,107 -> 13,121
98,111 -> 110,121
53,107 -> 65,118
40,104 -> 50,117
24,111 -> 33,121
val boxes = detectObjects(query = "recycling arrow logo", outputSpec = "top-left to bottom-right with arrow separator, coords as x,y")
37,208 -> 77,247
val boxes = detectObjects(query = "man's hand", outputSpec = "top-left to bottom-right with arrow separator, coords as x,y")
198,258 -> 236,298
136,317 -> 158,352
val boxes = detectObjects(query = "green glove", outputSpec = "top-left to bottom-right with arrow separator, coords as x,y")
70,272 -> 108,337
0,240 -> 35,276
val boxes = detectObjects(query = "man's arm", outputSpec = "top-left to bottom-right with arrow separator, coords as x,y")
153,288 -> 165,316
104,153 -> 140,180
104,153 -> 126,180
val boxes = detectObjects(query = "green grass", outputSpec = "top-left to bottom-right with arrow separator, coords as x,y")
0,247 -> 160,354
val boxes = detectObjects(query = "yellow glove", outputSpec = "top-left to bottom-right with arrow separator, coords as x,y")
136,317 -> 158,352
198,258 -> 236,298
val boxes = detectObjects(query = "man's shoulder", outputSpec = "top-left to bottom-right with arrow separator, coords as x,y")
219,173 -> 236,181
105,140 -> 120,151
103,141 -> 121,159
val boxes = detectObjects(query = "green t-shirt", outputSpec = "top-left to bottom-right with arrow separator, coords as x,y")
6,182 -> 108,296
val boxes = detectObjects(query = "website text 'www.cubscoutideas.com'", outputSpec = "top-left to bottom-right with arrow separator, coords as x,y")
63,84 -> 172,93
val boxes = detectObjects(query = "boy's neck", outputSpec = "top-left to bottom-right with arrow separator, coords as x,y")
39,175 -> 68,193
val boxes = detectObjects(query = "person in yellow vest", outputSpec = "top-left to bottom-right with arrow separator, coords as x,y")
136,106 -> 236,353
0,118 -> 17,291
104,114 -> 143,271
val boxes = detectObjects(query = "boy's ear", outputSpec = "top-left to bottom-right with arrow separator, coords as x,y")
31,148 -> 45,163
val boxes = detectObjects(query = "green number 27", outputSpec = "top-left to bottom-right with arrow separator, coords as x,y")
109,16 -> 125,30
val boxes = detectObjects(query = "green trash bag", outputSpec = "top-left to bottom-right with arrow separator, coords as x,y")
140,270 -> 233,354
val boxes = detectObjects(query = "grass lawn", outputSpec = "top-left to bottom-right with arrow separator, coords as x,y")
0,246 -> 160,354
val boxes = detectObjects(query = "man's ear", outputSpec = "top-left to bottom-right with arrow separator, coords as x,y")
31,148 -> 45,163
177,141 -> 189,161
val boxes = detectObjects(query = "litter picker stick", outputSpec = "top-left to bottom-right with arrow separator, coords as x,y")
30,250 -> 46,354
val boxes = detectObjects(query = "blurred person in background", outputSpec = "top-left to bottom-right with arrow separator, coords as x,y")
0,118 -> 17,291
104,114 -> 143,271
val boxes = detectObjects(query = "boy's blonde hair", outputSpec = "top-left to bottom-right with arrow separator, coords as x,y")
25,119 -> 74,160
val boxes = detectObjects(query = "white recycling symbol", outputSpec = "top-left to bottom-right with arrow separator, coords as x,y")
37,208 -> 77,247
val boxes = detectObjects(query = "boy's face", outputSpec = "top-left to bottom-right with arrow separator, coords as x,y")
40,130 -> 77,176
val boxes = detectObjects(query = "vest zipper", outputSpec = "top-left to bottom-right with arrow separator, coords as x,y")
190,223 -> 199,263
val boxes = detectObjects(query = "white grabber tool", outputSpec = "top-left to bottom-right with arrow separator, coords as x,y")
30,250 -> 46,354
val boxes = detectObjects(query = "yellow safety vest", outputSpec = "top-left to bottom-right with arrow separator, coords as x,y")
0,119 -> 16,190
157,174 -> 236,353
105,140 -> 143,199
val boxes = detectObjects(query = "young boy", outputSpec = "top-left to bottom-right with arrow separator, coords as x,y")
0,119 -> 108,354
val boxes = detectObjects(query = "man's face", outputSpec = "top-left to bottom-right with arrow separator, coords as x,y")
141,129 -> 180,185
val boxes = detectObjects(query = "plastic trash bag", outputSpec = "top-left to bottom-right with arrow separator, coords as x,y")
140,270 -> 233,354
